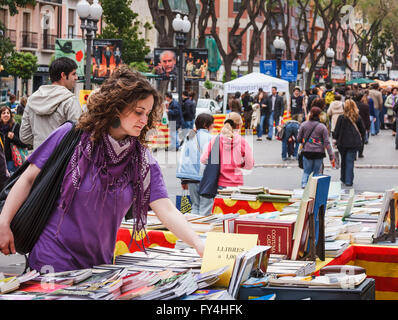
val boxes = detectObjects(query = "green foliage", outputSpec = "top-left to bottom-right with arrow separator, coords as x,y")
98,0 -> 150,65
222,70 -> 237,83
368,29 -> 394,71
129,61 -> 149,72
204,79 -> 214,90
0,0 -> 35,16
5,51 -> 38,80
0,24 -> 15,69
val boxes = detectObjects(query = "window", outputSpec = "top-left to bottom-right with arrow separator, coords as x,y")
231,35 -> 242,54
68,9 -> 75,38
0,9 -> 6,26
23,12 -> 30,32
233,0 -> 241,12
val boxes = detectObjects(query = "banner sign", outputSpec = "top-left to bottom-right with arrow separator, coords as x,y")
184,48 -> 208,81
55,39 -> 85,79
153,48 -> 177,80
92,39 -> 123,82
259,60 -> 277,77
351,71 -> 363,80
331,65 -> 346,83
281,60 -> 298,82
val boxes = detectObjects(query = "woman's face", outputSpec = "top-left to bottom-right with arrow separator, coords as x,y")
1,109 -> 11,124
113,95 -> 154,139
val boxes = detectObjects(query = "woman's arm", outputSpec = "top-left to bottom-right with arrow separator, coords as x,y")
150,198 -> 205,257
0,163 -> 40,255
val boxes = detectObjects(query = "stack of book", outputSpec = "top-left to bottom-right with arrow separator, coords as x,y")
265,260 -> 316,276
324,240 -> 350,258
113,246 -> 202,274
238,186 -> 269,194
230,193 -> 258,201
0,270 -> 40,294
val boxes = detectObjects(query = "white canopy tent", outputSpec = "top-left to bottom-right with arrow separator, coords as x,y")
222,72 -> 290,114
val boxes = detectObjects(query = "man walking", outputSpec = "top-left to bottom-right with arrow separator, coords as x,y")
265,86 -> 284,140
20,57 -> 81,150
369,83 -> 383,135
165,92 -> 184,151
290,87 -> 305,123
181,90 -> 196,131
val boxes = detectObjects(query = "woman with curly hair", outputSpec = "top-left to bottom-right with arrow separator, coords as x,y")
333,99 -> 366,187
0,106 -> 28,173
0,65 -> 205,272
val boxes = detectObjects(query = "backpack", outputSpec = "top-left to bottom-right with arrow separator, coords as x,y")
325,91 -> 335,105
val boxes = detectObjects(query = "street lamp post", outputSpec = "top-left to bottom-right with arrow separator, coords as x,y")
273,36 -> 285,78
172,14 -> 191,109
326,48 -> 335,87
77,0 -> 103,90
361,55 -> 368,78
386,60 -> 392,80
236,58 -> 241,77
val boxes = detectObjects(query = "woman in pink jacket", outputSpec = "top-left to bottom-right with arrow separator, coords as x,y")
200,112 -> 254,188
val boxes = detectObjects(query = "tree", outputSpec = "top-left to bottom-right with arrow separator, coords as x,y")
0,0 -> 35,16
5,51 -> 38,96
99,0 -> 150,64
0,25 -> 15,71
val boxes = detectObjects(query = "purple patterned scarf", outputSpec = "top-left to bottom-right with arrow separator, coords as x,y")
58,130 -> 151,240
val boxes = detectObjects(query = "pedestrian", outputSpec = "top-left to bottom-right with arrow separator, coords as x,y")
297,107 -> 335,188
380,88 -> 389,130
242,91 -> 253,131
20,57 -> 81,150
333,99 -> 366,187
281,114 -> 300,161
176,113 -> 215,216
1,105 -> 28,174
200,112 -> 254,189
369,83 -> 383,135
307,87 -> 319,115
5,94 -> 16,109
385,87 -> 398,135
16,96 -> 27,116
0,132 -> 9,190
230,91 -> 242,114
254,90 -> 268,141
327,94 -> 344,134
164,91 -> 183,151
181,90 -> 196,139
265,86 -> 284,140
363,90 -> 377,137
0,65 -> 205,270
353,92 -> 370,158
188,91 -> 197,117
290,87 -> 305,123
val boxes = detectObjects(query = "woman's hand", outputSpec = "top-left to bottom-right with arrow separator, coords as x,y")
7,132 -> 14,140
0,221 -> 16,255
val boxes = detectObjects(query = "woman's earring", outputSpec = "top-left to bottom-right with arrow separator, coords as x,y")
111,117 -> 121,129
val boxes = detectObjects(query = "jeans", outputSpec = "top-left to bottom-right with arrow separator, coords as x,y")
267,111 -> 280,139
338,147 -> 356,186
374,109 -> 380,134
301,156 -> 323,188
188,182 -> 214,216
7,160 -> 16,174
256,115 -> 266,138
380,106 -> 387,128
370,115 -> 375,135
281,123 -> 299,159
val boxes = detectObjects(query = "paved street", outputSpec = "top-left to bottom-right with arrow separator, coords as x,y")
156,127 -> 398,201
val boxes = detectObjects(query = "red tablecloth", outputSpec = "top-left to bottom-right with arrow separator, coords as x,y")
212,197 -> 292,215
315,244 -> 398,300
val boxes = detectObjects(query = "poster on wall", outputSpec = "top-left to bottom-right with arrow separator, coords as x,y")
331,65 -> 346,84
153,48 -> 177,80
55,39 -> 85,79
259,60 -> 277,77
92,39 -> 123,82
184,49 -> 208,81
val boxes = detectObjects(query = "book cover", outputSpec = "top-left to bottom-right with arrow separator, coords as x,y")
307,175 -> 330,252
200,232 -> 258,287
234,219 -> 295,257
291,198 -> 314,260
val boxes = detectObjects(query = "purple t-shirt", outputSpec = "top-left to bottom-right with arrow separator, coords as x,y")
27,123 -> 168,272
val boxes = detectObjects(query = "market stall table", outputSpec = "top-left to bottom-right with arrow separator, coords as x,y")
212,197 -> 292,215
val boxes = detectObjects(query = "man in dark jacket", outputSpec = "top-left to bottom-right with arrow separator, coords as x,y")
165,92 -> 184,151
307,87 -> 319,114
265,86 -> 284,140
181,91 -> 196,130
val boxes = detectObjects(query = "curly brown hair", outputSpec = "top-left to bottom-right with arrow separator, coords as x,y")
77,64 -> 163,145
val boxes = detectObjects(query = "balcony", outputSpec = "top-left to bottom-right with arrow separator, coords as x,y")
5,29 -> 16,45
37,0 -> 62,4
21,31 -> 38,49
42,33 -> 57,51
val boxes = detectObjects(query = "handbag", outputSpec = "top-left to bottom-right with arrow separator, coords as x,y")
199,135 -> 220,199
9,124 -> 29,168
176,189 -> 192,214
0,121 -> 82,254
298,123 -> 319,169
